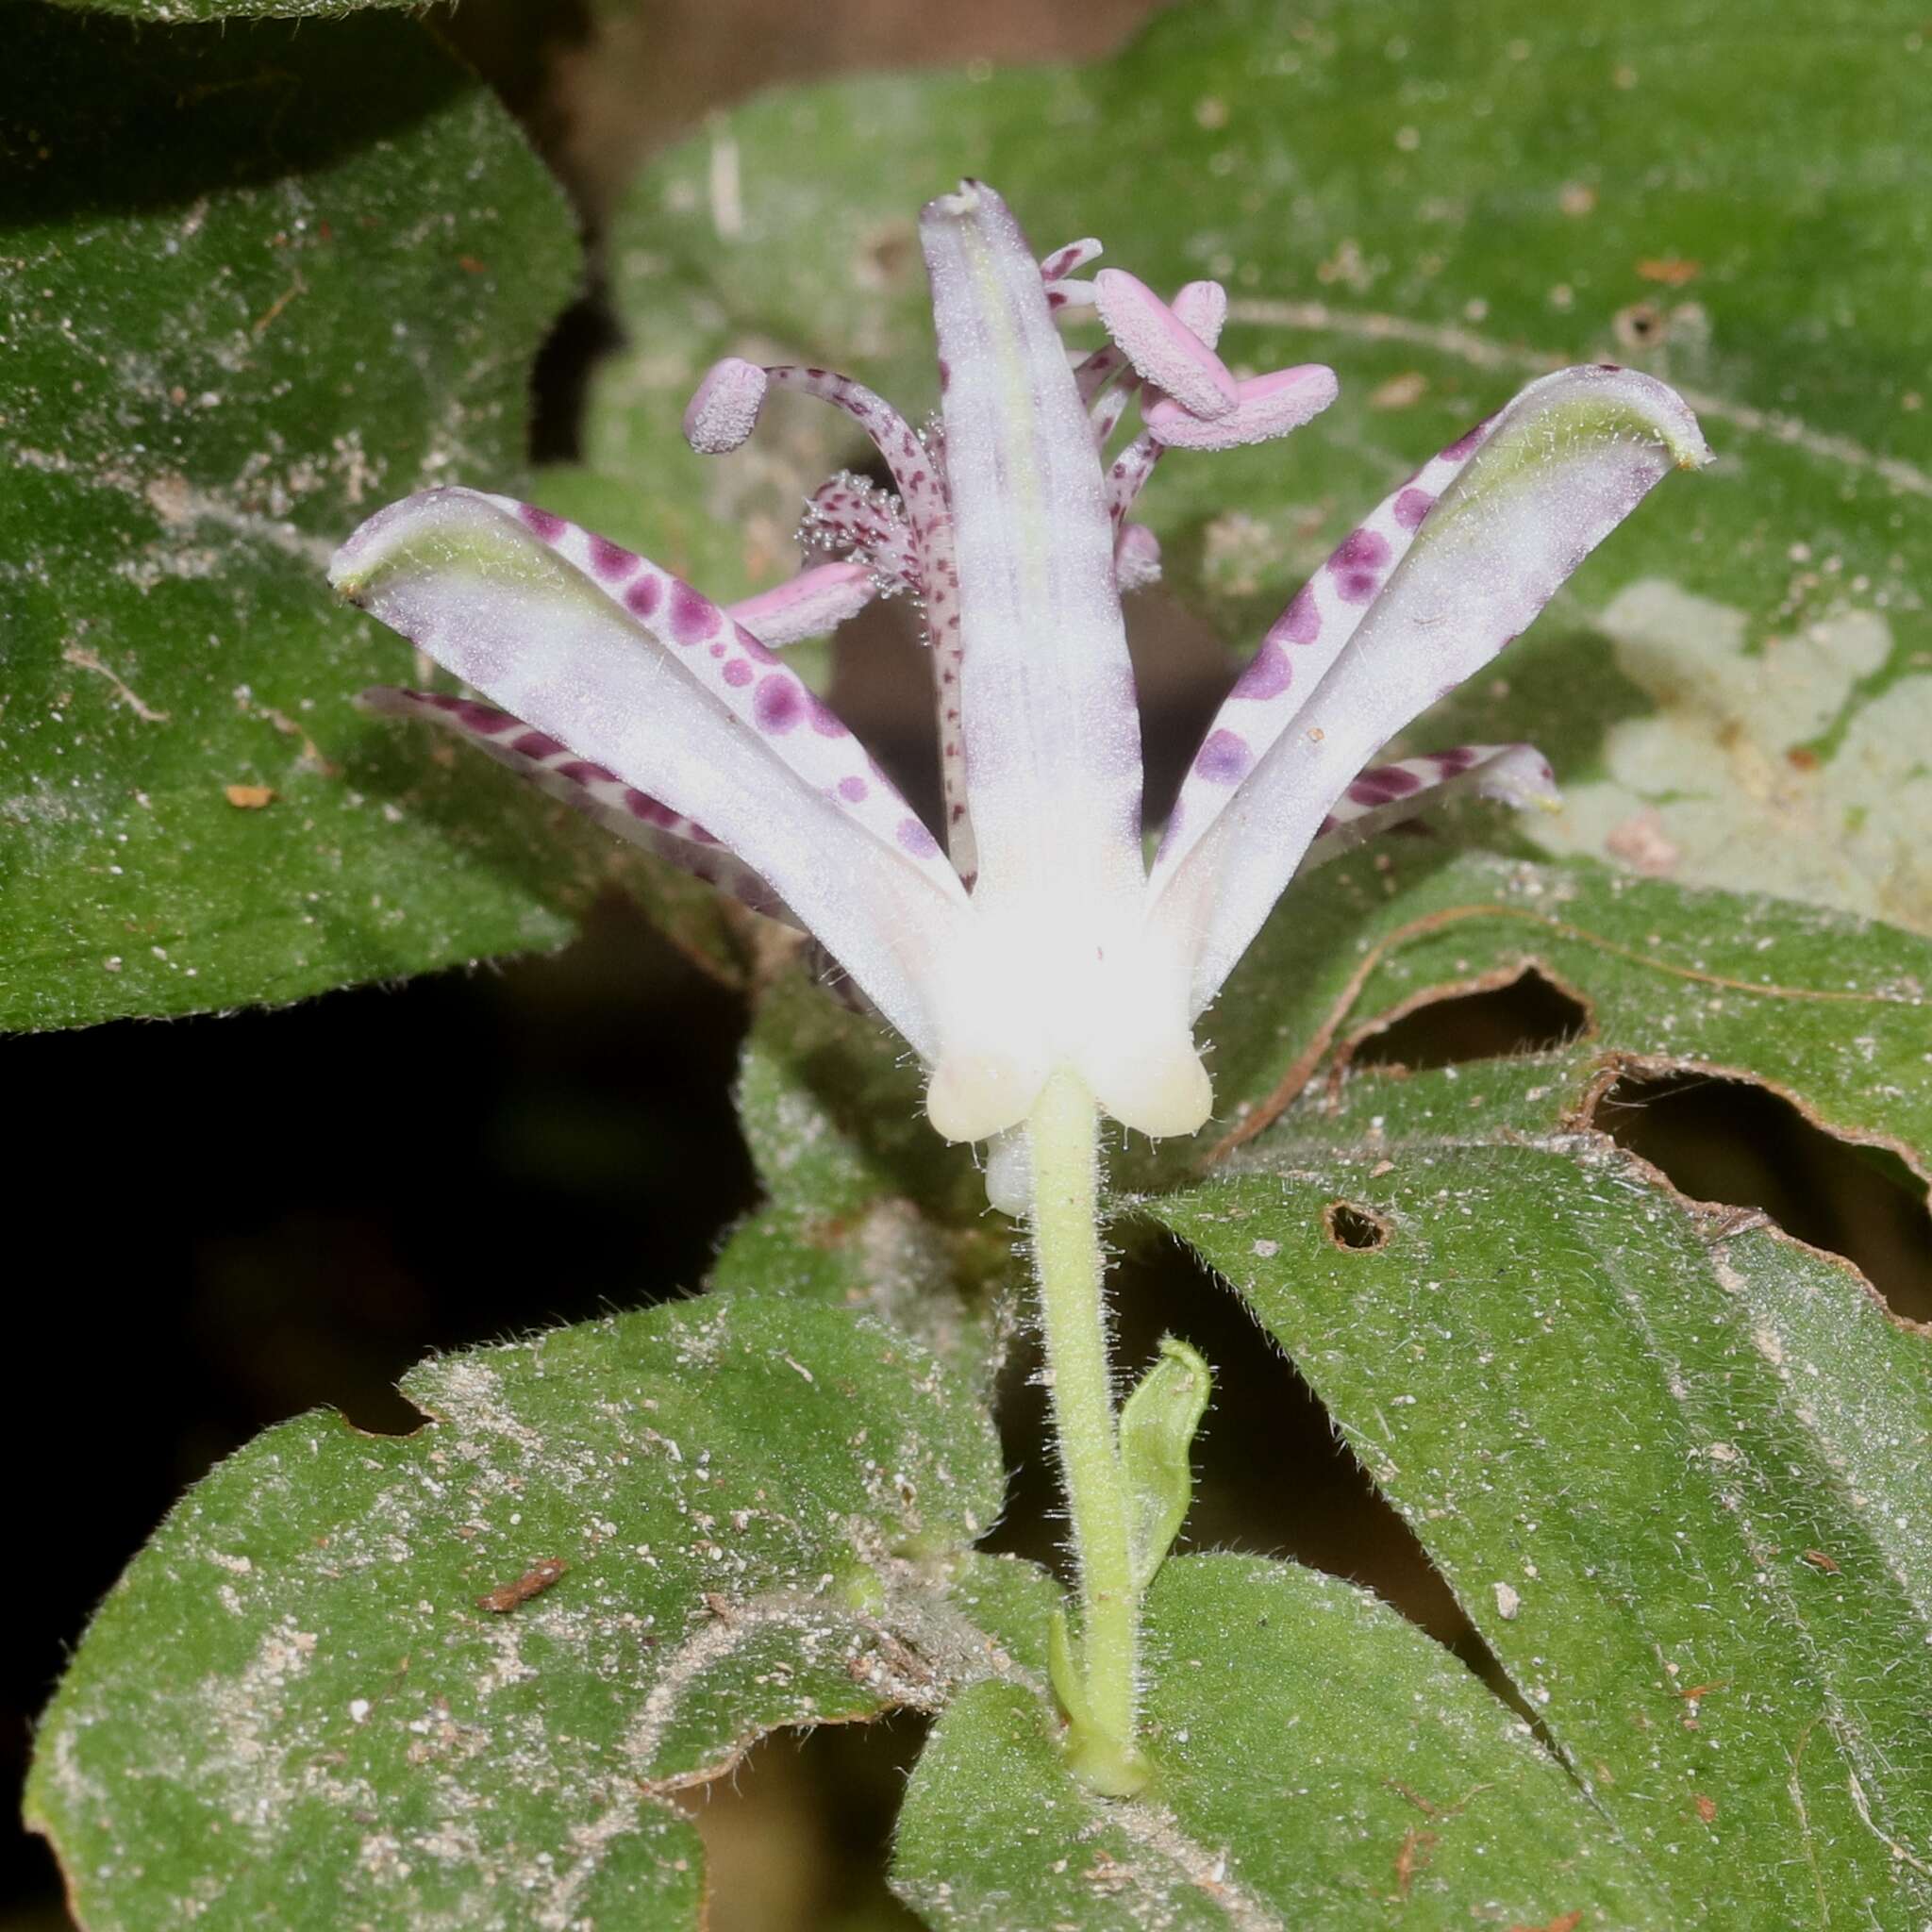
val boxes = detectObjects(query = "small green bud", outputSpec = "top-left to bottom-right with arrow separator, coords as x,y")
1119,1335 -> 1212,1591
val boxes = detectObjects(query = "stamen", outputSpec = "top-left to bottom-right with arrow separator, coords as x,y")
1169,280 -> 1228,348
1094,279 -> 1236,520
761,365 -> 942,530
1089,383 -> 1133,450
1039,238 -> 1103,282
686,357 -> 946,546
1074,343 -> 1130,408
683,357 -> 768,454
728,561 -> 877,647
1094,269 -> 1240,419
1115,523 -> 1162,591
1105,431 -> 1163,528
1145,365 -> 1340,451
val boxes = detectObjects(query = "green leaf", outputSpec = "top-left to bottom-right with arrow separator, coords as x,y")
1118,1336 -> 1211,1591
896,1554 -> 1669,1927
26,1295 -> 1007,1929
593,0 -> 1932,932
1168,841 -> 1932,1185
711,966 -> 1017,1388
1142,848 -> 1932,1926
0,6 -> 604,1032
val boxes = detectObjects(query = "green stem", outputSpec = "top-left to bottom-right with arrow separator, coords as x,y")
1027,1068 -> 1147,1796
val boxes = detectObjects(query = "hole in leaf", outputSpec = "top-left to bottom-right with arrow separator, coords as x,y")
1614,299 -> 1667,348
675,1712 -> 929,1930
1591,1068 -> 1932,1324
1324,1201 -> 1392,1252
1350,965 -> 1591,1074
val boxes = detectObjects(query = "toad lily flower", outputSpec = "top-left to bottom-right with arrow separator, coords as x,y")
332,182 -> 1707,1209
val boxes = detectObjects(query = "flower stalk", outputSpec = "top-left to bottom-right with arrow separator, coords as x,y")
1025,1071 -> 1147,1796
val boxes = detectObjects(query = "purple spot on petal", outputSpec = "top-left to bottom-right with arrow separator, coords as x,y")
1433,746 -> 1479,775
589,534 -> 637,580
808,697 -> 850,739
518,502 -> 565,541
512,729 -> 565,759
723,658 -> 754,688
1316,813 -> 1339,837
1231,641 -> 1292,701
670,581 -> 718,645
1393,488 -> 1435,529
838,774 -> 868,803
1347,765 -> 1422,807
1330,528 -> 1391,574
625,575 -> 662,619
1193,728 -> 1252,785
753,675 -> 803,733
558,758 -> 609,787
1274,584 -> 1323,646
897,815 -> 941,858
733,624 -> 779,666
1335,569 -> 1381,605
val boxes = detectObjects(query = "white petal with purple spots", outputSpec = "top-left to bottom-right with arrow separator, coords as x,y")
1296,742 -> 1558,874
332,487 -> 969,1061
1150,396 -> 1516,892
359,687 -> 803,924
1150,364 -> 1708,1015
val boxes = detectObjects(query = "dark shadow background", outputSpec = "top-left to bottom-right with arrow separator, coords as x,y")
8,4 -> 1929,1928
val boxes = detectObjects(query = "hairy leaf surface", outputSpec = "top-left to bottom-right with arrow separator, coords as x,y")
26,1297 -> 1007,1929
1145,847 -> 1932,1928
1,7 -> 587,1031
896,1555 -> 1670,1928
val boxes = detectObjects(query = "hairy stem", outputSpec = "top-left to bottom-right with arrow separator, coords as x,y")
1027,1067 -> 1147,1796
